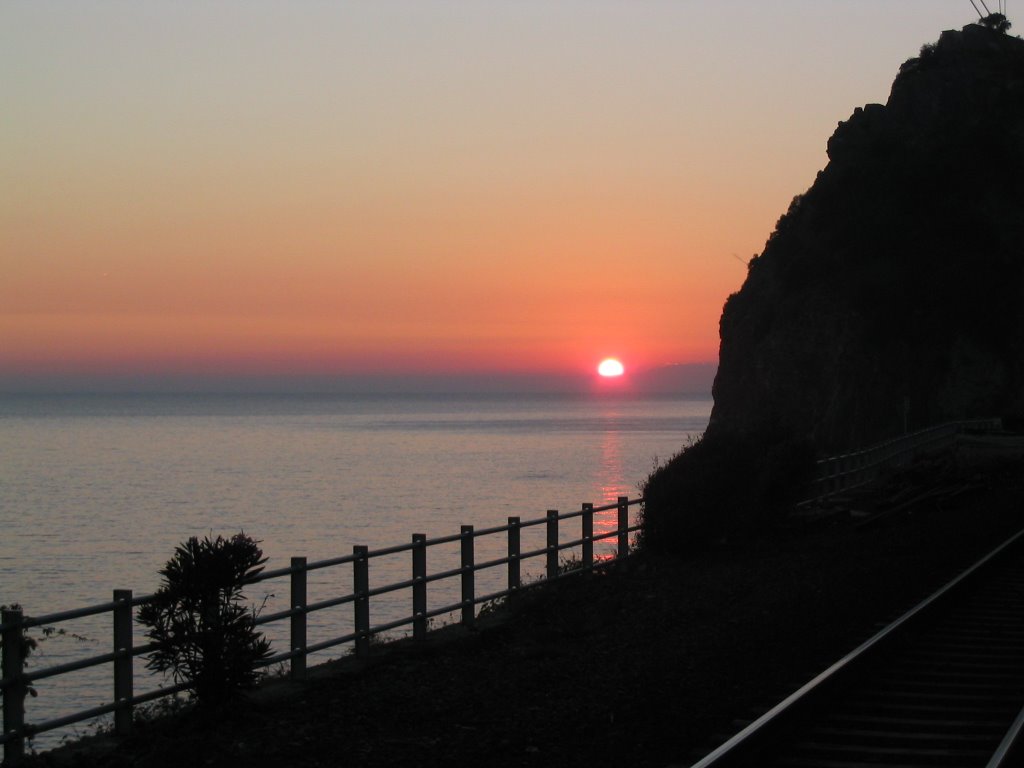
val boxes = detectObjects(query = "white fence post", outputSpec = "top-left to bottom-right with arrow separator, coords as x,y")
353,546 -> 369,657
546,510 -> 559,579
461,526 -> 475,627
508,517 -> 521,596
617,496 -> 629,559
1,605 -> 26,763
582,503 -> 594,569
290,557 -> 307,679
412,534 -> 427,640
113,590 -> 133,736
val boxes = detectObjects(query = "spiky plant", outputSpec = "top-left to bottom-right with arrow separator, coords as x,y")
138,533 -> 272,706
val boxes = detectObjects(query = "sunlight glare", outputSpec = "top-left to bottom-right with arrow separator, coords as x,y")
597,358 -> 625,377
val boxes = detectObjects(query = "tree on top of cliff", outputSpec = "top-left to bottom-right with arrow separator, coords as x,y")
978,13 -> 1012,33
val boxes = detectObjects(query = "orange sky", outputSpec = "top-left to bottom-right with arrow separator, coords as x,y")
0,2 -> 978,388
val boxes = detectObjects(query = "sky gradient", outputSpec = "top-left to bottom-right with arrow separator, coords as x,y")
1,1 -> 983,390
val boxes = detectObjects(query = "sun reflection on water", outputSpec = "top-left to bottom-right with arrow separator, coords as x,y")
593,408 -> 630,554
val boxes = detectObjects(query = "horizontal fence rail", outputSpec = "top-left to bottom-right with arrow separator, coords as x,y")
1,496 -> 641,762
803,418 -> 1001,502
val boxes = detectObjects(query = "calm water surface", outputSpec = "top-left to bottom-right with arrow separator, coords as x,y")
0,392 -> 709,748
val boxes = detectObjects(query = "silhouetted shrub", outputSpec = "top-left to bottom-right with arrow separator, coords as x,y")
139,533 -> 272,706
639,433 -> 816,554
979,13 -> 1012,34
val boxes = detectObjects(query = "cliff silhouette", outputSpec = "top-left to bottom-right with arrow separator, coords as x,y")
644,21 -> 1024,550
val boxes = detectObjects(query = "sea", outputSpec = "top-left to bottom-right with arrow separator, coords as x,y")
0,391 -> 710,750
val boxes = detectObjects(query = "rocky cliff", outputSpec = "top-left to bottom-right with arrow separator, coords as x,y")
710,22 -> 1024,454
642,21 -> 1024,552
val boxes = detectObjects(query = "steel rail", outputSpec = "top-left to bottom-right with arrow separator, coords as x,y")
687,525 -> 1024,767
988,703 -> 1024,767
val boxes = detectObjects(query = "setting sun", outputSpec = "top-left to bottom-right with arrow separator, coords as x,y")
597,358 -> 625,377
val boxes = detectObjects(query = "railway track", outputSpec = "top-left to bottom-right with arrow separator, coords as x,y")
684,527 -> 1024,768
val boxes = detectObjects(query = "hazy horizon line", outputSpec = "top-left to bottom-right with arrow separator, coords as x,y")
0,362 -> 717,397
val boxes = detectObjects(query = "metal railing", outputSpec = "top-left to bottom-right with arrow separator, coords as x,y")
688,526 -> 1024,767
0,496 -> 640,762
804,418 -> 1001,502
